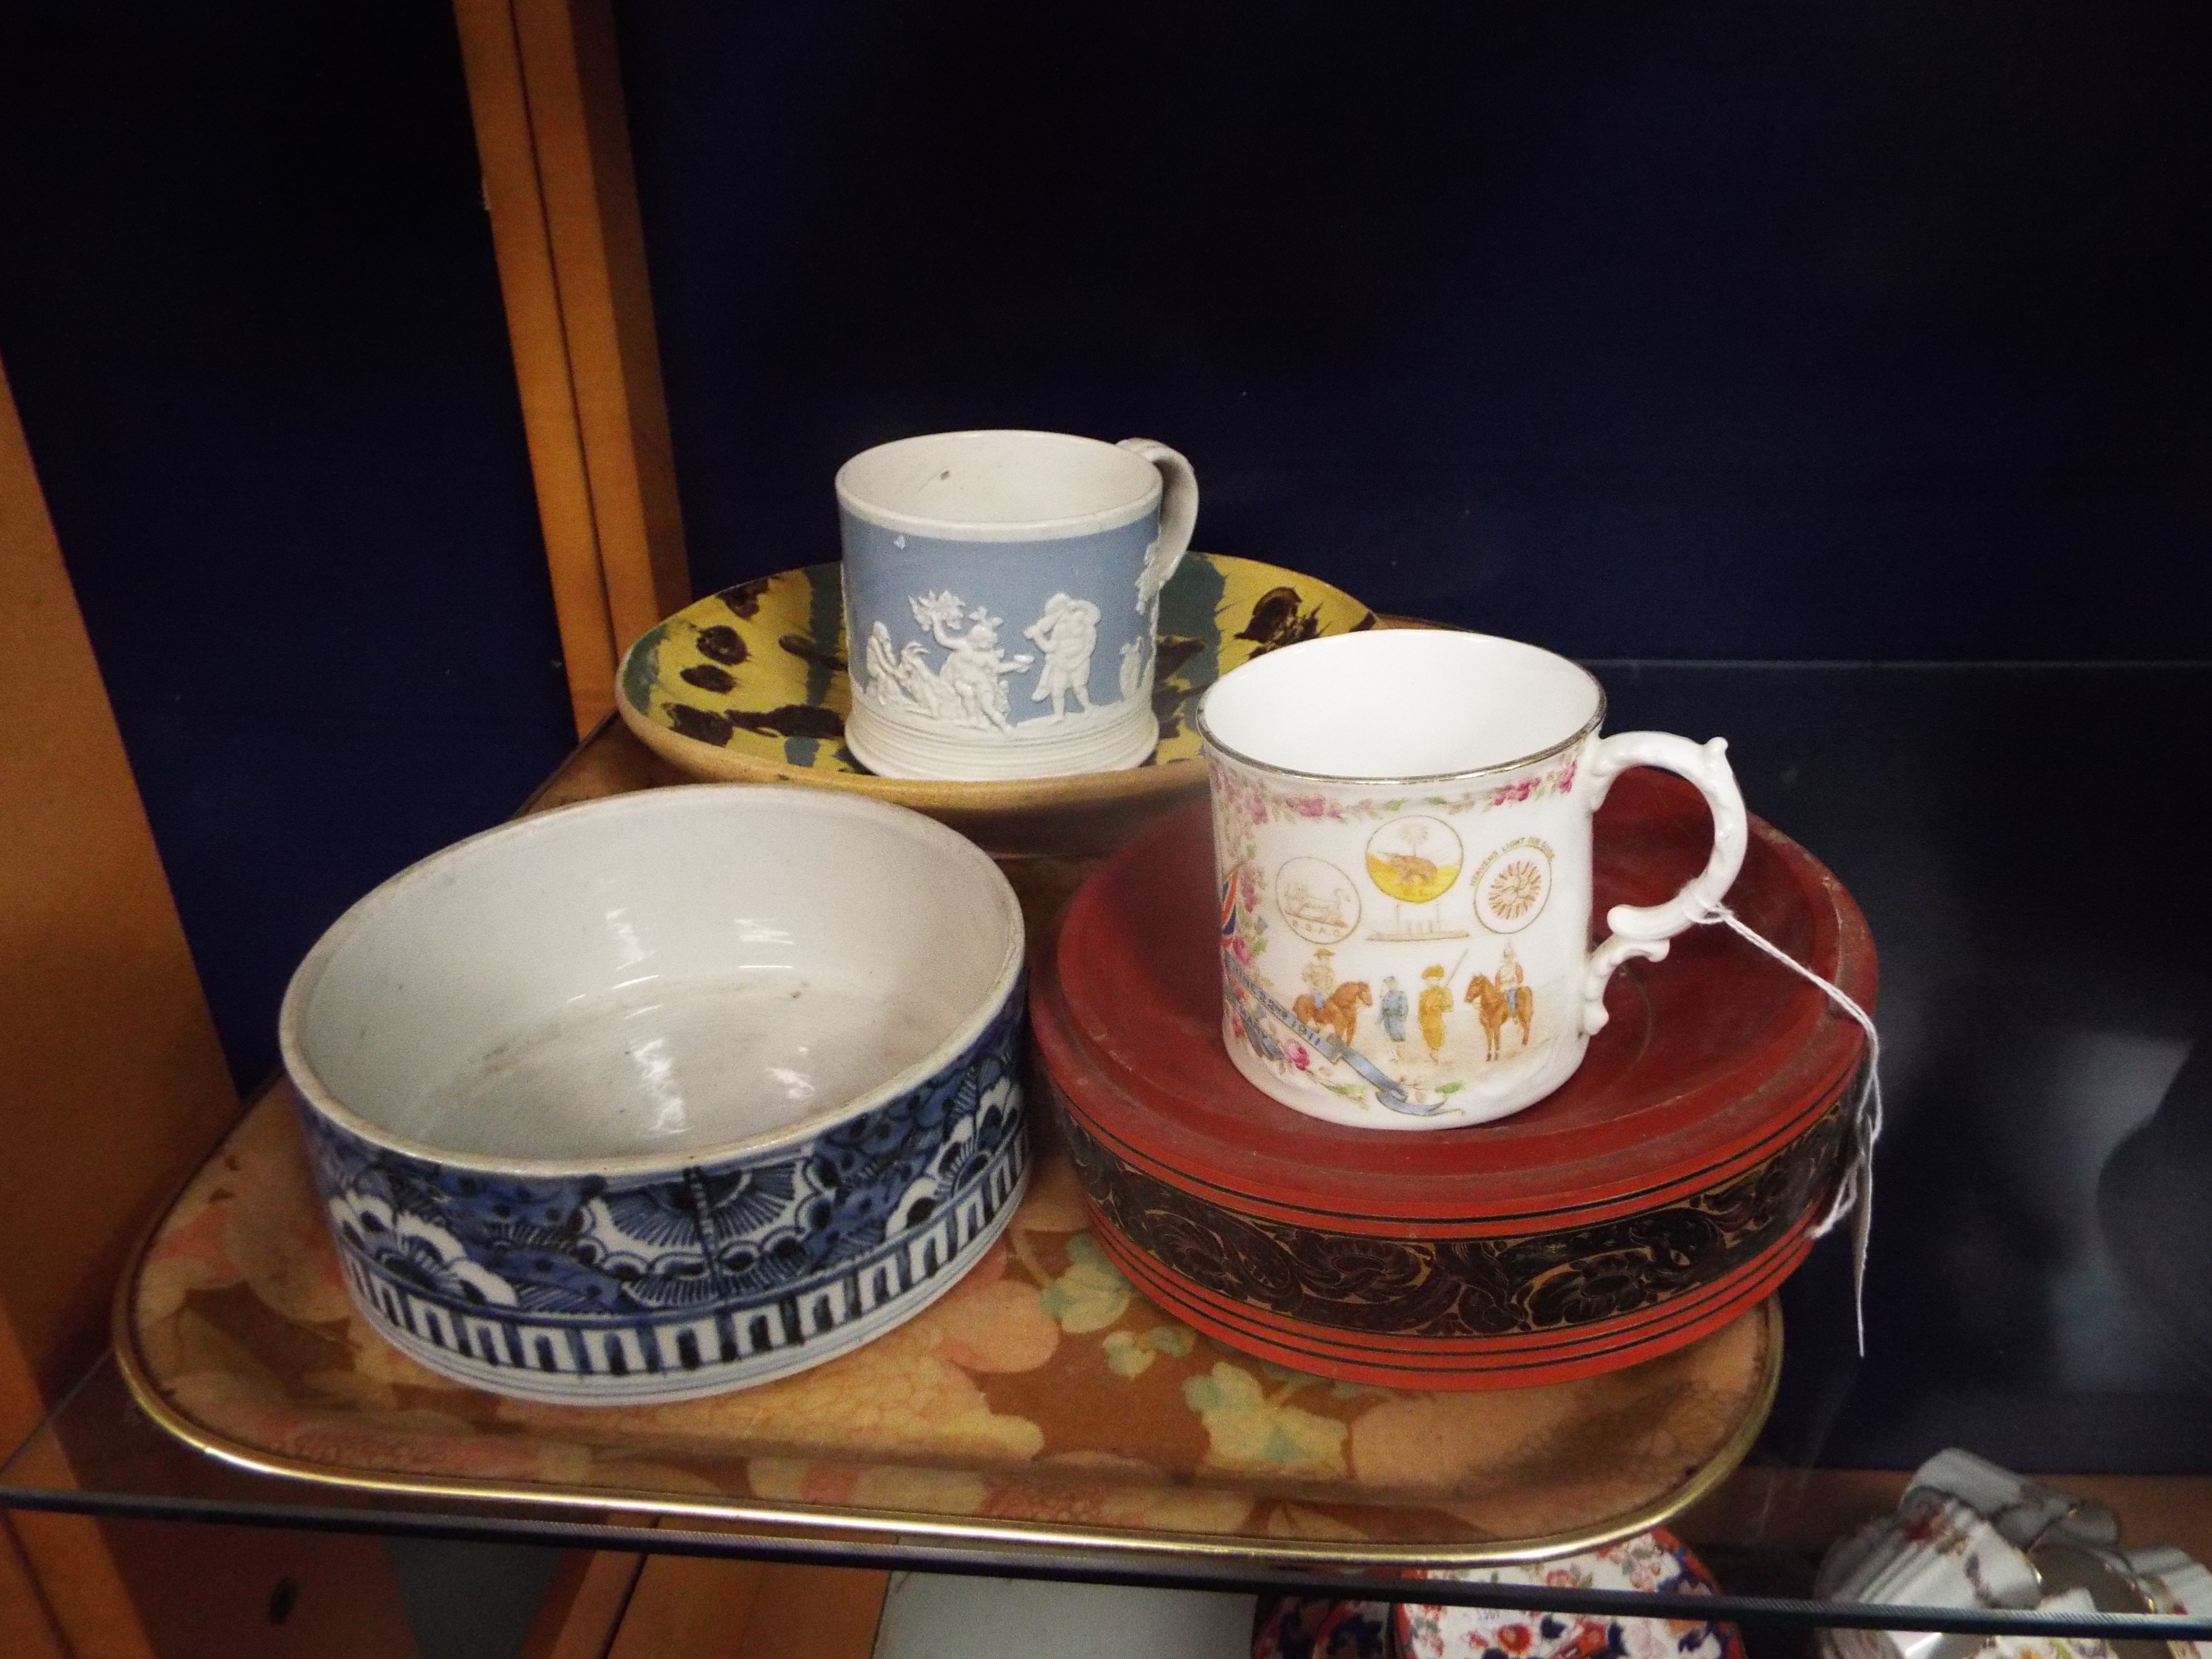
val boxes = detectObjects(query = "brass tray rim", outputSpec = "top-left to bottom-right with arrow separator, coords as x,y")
110,1101 -> 1782,1570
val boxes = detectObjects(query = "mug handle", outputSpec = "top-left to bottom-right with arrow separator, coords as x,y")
1578,731 -> 1749,1034
1116,438 -> 1199,595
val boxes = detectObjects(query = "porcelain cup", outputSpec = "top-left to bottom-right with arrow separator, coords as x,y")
838,429 -> 1198,781
1198,629 -> 1747,1130
2118,1545 -> 2212,1623
1904,1450 -> 2119,1551
1829,1490 -> 2045,1659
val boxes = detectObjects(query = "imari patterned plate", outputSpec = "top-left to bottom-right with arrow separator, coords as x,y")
1250,1591 -> 1396,1659
1035,771 -> 1874,1389
614,555 -> 1375,855
1397,1527 -> 1746,1659
1250,1527 -> 1745,1659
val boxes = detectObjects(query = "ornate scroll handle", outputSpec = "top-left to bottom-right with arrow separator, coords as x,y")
1578,731 -> 1748,1034
1116,438 -> 1198,596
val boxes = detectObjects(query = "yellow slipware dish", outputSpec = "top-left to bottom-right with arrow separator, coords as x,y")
616,554 -> 1376,855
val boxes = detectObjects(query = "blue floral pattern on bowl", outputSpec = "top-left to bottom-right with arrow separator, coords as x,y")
299,990 -> 1028,1403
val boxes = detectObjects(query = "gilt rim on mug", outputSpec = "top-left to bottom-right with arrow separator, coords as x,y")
1194,635 -> 1610,788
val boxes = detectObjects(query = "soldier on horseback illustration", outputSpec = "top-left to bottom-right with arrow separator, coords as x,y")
1464,943 -> 1536,1061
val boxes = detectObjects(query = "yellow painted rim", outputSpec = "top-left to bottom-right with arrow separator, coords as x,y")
615,553 -> 1378,807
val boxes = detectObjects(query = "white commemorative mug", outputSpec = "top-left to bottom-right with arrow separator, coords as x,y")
1198,629 -> 1747,1130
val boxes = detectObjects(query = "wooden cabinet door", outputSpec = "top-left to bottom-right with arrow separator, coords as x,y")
0,357 -> 429,1658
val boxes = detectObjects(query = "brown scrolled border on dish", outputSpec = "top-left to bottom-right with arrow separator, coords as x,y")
1048,1074 -> 1849,1341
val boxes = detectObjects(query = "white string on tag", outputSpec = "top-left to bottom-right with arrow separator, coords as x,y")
1692,901 -> 1883,1356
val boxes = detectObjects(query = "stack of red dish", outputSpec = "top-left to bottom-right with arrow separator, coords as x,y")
1029,769 -> 1874,1388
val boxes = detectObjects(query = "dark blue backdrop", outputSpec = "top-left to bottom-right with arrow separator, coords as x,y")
11,0 -> 2206,1090
1,0 -> 2208,1479
0,0 -> 575,1094
617,1 -> 2212,659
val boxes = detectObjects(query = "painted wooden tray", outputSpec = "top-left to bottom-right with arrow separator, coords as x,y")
118,1086 -> 1780,1566
1035,772 -> 1873,1389
613,554 -> 1375,855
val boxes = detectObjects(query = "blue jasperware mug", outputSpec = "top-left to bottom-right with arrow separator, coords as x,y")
838,430 -> 1199,781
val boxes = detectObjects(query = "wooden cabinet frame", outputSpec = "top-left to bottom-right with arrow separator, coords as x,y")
5,3 -> 2208,1655
454,0 -> 691,736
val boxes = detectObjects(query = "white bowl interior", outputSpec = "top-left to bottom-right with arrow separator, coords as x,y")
284,787 -> 1022,1166
1200,630 -> 1602,778
836,429 -> 1158,536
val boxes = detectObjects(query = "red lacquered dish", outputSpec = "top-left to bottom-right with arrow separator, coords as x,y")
1029,769 -> 1874,1388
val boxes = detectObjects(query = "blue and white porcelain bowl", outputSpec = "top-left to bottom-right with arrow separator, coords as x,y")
278,784 -> 1027,1405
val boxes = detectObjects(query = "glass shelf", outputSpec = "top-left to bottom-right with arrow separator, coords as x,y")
8,662 -> 2210,1642
3,1353 -> 2205,1643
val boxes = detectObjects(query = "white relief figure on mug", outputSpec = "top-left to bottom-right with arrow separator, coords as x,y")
836,431 -> 1195,780
856,591 -> 1034,733
857,616 -> 981,725
861,589 -> 1143,735
912,591 -> 1032,732
859,621 -> 947,720
1118,637 -> 1147,703
1022,592 -> 1103,722
1135,534 -> 1175,625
